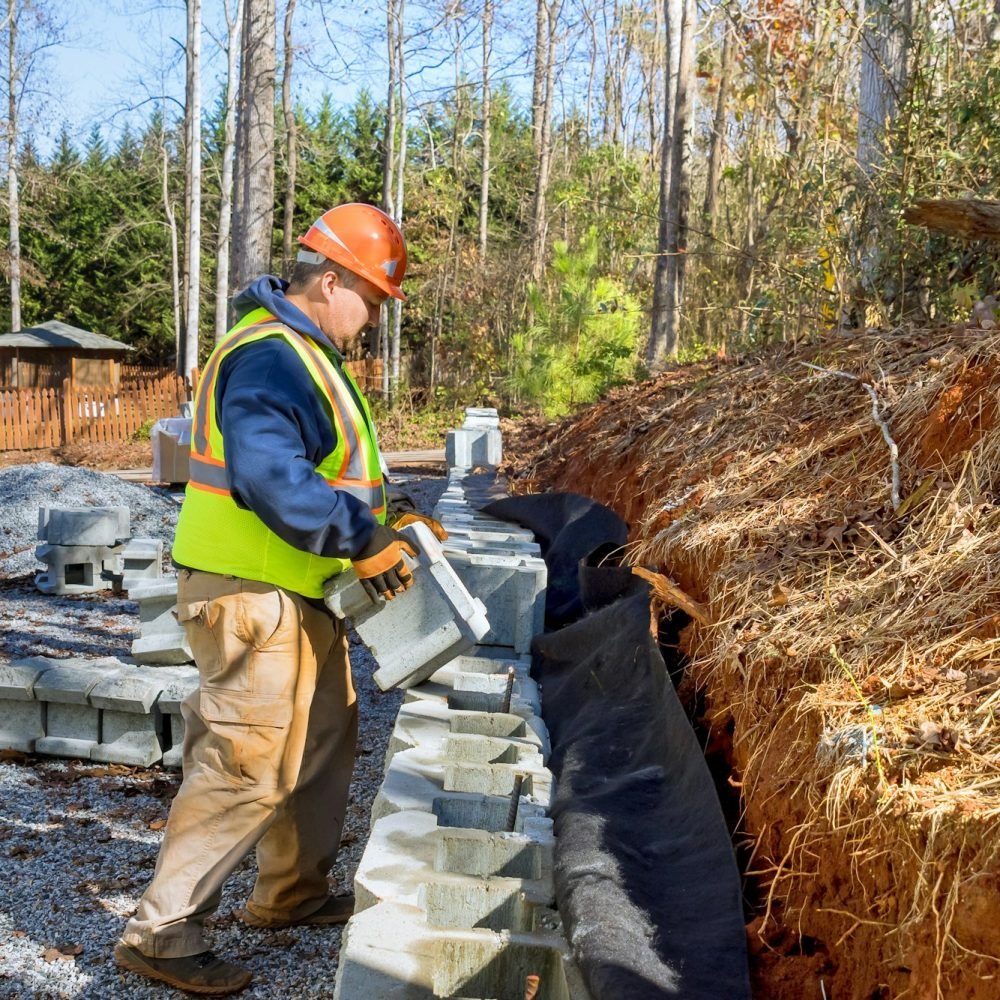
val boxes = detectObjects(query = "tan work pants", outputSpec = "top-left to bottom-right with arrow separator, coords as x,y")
120,570 -> 358,958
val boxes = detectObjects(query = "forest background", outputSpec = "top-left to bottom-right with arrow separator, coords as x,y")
1,0 -> 998,420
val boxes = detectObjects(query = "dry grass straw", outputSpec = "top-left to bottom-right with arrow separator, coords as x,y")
508,326 -> 1000,997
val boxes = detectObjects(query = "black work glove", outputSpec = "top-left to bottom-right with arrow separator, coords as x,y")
385,488 -> 418,521
352,523 -> 421,604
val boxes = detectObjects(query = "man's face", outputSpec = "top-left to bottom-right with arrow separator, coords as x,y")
321,272 -> 388,351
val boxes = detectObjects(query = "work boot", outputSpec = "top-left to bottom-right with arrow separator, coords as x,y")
238,893 -> 355,928
113,942 -> 252,995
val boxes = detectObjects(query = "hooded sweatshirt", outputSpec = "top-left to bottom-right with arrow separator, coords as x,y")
211,275 -> 379,562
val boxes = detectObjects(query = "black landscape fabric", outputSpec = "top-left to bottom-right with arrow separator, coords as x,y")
532,590 -> 752,999
482,492 -> 629,626
487,493 -> 750,997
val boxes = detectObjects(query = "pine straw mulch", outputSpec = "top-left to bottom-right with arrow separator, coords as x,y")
505,326 -> 1000,1000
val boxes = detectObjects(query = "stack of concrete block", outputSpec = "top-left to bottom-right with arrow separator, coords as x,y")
324,522 -> 490,691
35,505 -> 163,595
0,655 -> 197,768
130,578 -> 193,666
434,470 -> 547,656
445,407 -> 503,470
335,464 -> 587,999
335,642 -> 590,999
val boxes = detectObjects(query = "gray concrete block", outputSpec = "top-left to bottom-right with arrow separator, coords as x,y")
119,538 -> 164,589
129,578 -> 179,630
334,901 -> 588,1000
372,746 -> 551,828
92,708 -> 163,766
37,704 -> 99,759
33,659 -> 126,704
153,666 -> 199,770
34,543 -> 124,595
462,406 -> 500,429
445,427 -> 502,469
441,535 -> 541,558
0,701 -> 45,752
131,632 -> 193,666
38,505 -> 129,546
355,811 -> 553,917
445,550 -> 546,654
324,523 -> 490,691
0,659 -> 48,700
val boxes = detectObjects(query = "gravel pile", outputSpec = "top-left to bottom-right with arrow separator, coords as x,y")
0,464 -> 180,580
0,468 -> 445,999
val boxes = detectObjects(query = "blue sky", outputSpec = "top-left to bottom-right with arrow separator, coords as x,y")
27,0 -> 541,159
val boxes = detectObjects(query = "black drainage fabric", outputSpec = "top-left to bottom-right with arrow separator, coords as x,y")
480,493 -> 750,997
482,492 -> 629,626
532,589 -> 752,999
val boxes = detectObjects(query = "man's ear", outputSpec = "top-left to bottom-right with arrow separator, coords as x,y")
319,269 -> 342,301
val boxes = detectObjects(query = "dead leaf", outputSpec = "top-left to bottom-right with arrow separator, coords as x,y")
820,524 -> 846,550
911,720 -> 954,750
148,818 -> 167,831
43,943 -> 83,962
0,749 -> 26,763
769,584 -> 789,608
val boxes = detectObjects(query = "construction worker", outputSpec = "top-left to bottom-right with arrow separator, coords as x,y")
114,204 -> 431,995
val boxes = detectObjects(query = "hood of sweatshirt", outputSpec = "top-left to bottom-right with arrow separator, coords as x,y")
231,275 -> 342,359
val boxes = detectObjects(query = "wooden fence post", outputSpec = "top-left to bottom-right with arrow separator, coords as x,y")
61,378 -> 74,446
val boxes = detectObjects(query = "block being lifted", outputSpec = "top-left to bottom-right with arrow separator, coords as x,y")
324,522 -> 490,692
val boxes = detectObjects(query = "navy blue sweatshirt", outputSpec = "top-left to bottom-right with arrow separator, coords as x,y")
215,276 -> 379,560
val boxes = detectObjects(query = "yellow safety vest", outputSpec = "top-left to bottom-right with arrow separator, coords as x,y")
172,308 -> 386,598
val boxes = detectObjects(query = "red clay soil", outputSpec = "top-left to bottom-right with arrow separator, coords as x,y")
505,327 -> 1000,1000
0,440 -> 154,471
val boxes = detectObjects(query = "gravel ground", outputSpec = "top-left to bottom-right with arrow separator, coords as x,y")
0,466 -> 445,999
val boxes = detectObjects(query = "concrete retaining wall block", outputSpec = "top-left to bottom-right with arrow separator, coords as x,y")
34,544 -> 124,596
38,505 -> 130,547
325,523 -> 490,691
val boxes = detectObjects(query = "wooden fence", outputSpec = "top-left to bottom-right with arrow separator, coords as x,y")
1,358 -> 385,450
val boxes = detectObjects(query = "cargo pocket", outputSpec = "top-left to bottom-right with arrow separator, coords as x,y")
198,688 -> 295,787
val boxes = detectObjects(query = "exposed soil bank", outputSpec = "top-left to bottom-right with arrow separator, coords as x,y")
506,327 -> 1000,1000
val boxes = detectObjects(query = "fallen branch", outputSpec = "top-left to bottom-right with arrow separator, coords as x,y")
903,198 -> 1000,240
798,361 -> 901,510
631,566 -> 710,625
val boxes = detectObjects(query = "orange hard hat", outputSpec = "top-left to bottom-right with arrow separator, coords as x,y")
297,203 -> 407,301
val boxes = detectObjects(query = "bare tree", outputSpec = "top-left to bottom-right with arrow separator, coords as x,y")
6,0 -> 19,331
379,0 -> 398,400
214,0 -> 244,342
857,0 -> 912,306
478,0 -> 492,262
161,124 -> 182,351
280,0 -> 297,278
858,0 -> 912,178
389,0 -> 406,403
231,0 -> 276,293
702,10 -> 734,235
647,0 -> 694,368
529,0 -> 563,283
180,0 -> 202,380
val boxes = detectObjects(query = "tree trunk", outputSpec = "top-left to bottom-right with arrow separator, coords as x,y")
530,0 -> 562,283
858,0 -> 912,178
647,0 -> 694,369
280,0 -> 297,279
702,16 -> 733,234
379,0 -> 397,401
162,136 -> 182,353
478,0 -> 492,262
530,0 -> 547,159
231,0 -> 276,294
214,0 -> 243,342
6,0 -> 20,332
857,0 -> 911,305
389,0 -> 406,404
182,0 -> 202,380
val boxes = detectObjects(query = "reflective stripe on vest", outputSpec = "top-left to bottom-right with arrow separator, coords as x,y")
171,309 -> 386,598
